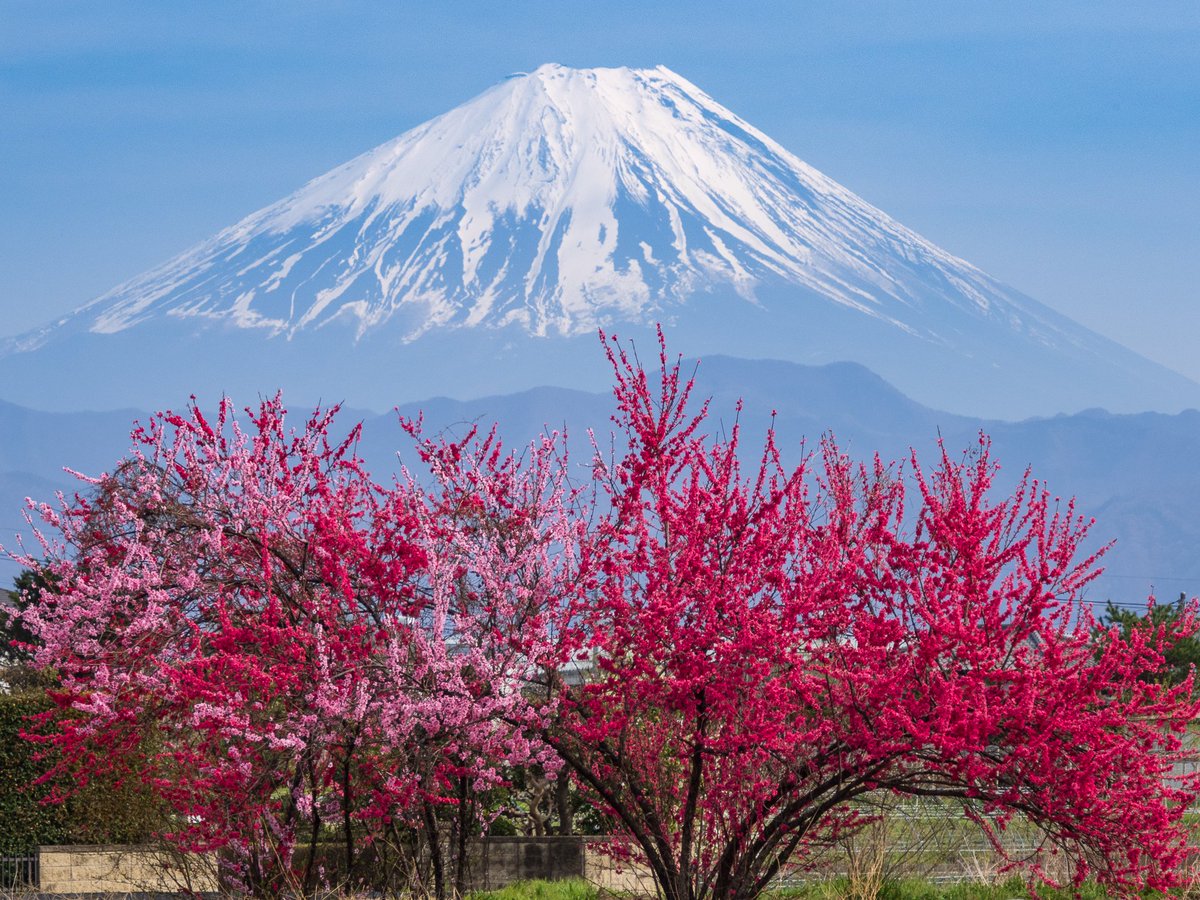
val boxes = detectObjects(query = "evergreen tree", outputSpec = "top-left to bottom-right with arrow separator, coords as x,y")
1100,593 -> 1200,690
1,569 -> 46,664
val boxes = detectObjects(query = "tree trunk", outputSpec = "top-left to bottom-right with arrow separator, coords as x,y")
302,784 -> 321,892
528,772 -> 549,836
422,799 -> 446,900
555,774 -> 573,835
453,774 -> 471,898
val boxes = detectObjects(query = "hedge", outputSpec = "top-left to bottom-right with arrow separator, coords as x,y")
0,686 -> 162,852
0,690 -> 68,853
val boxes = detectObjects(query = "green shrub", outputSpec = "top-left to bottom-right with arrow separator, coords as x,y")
767,879 -> 851,900
878,878 -> 943,900
488,816 -> 520,836
938,877 -> 1027,900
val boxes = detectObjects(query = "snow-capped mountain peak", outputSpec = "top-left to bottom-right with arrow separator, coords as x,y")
7,64 -> 1199,419
60,64 -> 991,344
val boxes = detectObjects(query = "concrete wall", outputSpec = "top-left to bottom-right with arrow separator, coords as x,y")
470,836 -> 585,891
583,841 -> 658,896
38,844 -> 218,895
470,837 -> 657,895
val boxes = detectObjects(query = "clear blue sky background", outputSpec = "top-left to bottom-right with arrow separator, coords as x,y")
2,2 -> 1197,380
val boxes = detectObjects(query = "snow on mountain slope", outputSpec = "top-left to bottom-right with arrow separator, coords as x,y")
5,64 -> 1198,418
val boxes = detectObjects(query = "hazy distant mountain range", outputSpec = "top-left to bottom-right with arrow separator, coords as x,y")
1,356 -> 1195,601
3,64 -> 1196,418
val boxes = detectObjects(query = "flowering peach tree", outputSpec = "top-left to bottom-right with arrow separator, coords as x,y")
526,335 -> 1200,900
13,398 -> 572,895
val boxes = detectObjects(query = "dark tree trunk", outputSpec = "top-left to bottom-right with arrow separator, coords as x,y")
422,799 -> 446,900
341,747 -> 355,880
453,774 -> 471,897
555,773 -> 573,835
301,764 -> 321,893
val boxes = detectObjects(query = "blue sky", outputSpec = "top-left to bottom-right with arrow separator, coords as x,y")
2,1 -> 1197,380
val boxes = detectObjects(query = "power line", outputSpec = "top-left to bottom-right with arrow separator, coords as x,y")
1099,574 -> 1197,582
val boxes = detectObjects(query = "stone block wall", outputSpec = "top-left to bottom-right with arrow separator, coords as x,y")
32,838 -> 656,896
38,844 -> 218,895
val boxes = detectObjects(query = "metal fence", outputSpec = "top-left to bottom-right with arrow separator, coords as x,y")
0,852 -> 38,890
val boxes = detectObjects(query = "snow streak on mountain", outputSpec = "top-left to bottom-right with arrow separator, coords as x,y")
6,64 -> 1198,418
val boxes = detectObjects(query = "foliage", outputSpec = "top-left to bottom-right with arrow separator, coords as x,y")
1,570 -> 61,694
1099,593 -> 1200,690
1,568 -> 162,851
863,877 -> 1103,900
0,691 -> 67,853
0,690 -> 159,852
768,878 -> 1132,900
463,877 -> 1125,900
1,569 -> 51,664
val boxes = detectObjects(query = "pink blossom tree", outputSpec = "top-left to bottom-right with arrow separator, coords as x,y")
383,416 -> 588,895
526,334 -> 1200,900
15,398 -> 420,892
13,397 -> 576,896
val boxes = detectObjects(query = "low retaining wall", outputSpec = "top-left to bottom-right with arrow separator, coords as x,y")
32,837 -> 653,896
472,836 -> 585,890
471,836 -> 654,894
583,841 -> 657,895
38,844 -> 218,895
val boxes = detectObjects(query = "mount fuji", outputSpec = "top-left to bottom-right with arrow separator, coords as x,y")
4,63 -> 1197,418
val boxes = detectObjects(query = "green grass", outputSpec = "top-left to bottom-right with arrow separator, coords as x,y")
474,875 -> 1177,900
766,876 -> 1137,900
469,877 -> 598,900
884,877 -> 1033,900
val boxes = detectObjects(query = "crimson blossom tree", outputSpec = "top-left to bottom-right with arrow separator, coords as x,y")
521,334 -> 1200,900
12,397 -> 569,896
